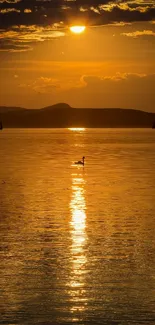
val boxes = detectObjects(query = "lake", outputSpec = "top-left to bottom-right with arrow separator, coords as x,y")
0,128 -> 155,325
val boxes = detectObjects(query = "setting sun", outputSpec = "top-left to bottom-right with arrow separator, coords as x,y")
70,26 -> 86,34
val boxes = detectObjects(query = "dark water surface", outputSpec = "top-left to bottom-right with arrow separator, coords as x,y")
0,128 -> 155,325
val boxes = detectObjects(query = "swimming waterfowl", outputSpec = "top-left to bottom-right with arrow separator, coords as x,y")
75,156 -> 85,166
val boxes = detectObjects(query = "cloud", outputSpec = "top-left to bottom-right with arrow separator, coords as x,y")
76,72 -> 155,110
19,77 -> 60,93
121,29 -> 155,37
81,72 -> 149,85
0,41 -> 33,52
107,21 -> 132,26
0,24 -> 65,52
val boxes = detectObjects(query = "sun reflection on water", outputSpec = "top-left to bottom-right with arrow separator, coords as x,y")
69,173 -> 87,315
68,128 -> 85,132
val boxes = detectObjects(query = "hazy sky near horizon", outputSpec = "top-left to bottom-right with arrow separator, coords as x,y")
0,0 -> 155,111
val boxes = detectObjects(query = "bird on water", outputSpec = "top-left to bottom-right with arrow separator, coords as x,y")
75,156 -> 85,166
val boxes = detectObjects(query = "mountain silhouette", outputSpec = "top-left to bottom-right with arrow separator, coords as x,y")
0,103 -> 155,128
41,103 -> 72,111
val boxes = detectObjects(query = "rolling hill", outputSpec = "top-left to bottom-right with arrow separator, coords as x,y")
0,103 -> 155,128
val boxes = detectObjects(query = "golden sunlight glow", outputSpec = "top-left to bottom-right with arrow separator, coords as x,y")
68,172 -> 88,314
70,26 -> 86,34
70,175 -> 87,264
68,128 -> 85,132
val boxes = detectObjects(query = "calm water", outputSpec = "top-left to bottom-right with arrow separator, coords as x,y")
0,128 -> 155,325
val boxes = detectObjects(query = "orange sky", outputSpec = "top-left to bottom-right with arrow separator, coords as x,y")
0,1 -> 155,111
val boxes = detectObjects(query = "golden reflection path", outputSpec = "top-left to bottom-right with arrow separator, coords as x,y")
68,128 -> 86,132
69,171 -> 88,318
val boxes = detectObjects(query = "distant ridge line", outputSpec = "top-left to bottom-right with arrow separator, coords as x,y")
0,103 -> 155,128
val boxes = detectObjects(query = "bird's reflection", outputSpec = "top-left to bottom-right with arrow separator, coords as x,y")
69,172 -> 87,315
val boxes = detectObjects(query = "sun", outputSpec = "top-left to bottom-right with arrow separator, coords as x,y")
70,26 -> 86,34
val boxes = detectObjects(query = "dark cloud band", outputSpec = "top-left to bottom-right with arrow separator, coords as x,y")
0,0 -> 155,28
